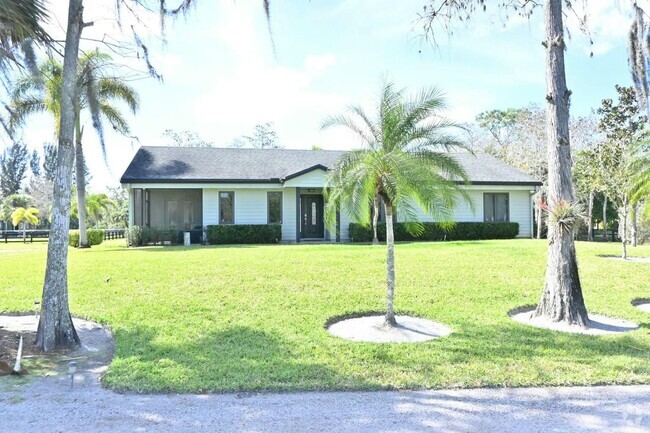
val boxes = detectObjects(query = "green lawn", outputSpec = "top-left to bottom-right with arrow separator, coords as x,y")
1,239 -> 649,393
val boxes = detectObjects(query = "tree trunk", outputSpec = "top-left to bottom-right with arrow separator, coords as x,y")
533,0 -> 589,327
372,195 -> 379,245
35,0 -> 84,351
587,191 -> 594,242
74,117 -> 89,248
603,195 -> 609,242
631,203 -> 638,247
619,198 -> 629,260
384,200 -> 397,328
22,221 -> 26,243
536,196 -> 543,240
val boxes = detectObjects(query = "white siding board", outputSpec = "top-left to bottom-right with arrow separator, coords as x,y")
283,169 -> 327,188
203,189 -> 219,226
282,188 -> 297,242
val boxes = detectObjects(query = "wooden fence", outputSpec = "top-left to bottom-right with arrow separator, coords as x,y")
2,228 -> 125,243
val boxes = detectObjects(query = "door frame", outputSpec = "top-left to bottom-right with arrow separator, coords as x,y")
300,194 -> 324,239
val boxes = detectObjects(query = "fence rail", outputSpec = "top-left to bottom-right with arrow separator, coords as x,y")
2,228 -> 126,243
104,229 -> 125,240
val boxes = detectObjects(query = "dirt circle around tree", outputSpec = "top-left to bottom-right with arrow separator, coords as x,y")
602,255 -> 650,263
509,306 -> 639,336
632,299 -> 650,314
326,314 -> 453,343
0,313 -> 114,377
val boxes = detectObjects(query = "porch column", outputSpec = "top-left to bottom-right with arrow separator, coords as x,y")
336,204 -> 341,243
127,187 -> 134,227
295,187 -> 301,243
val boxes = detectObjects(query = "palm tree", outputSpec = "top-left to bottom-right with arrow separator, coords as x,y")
71,192 -> 114,226
11,206 -> 38,242
9,50 -> 139,247
323,82 -> 471,328
0,0 -> 49,72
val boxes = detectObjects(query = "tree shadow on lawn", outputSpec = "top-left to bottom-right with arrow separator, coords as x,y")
103,325 -> 366,394
440,322 -> 650,367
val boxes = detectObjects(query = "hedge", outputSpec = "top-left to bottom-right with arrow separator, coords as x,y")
207,224 -> 282,245
348,222 -> 519,242
69,229 -> 105,247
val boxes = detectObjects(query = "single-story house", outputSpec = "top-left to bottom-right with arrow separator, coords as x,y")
120,146 -> 542,243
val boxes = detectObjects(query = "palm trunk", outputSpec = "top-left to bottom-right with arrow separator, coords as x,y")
631,203 -> 638,247
603,196 -> 608,242
587,191 -> 594,242
372,195 -> 379,245
536,202 -> 543,239
533,0 -> 589,327
620,198 -> 629,260
75,116 -> 89,248
22,221 -> 26,243
35,0 -> 84,351
384,200 -> 397,328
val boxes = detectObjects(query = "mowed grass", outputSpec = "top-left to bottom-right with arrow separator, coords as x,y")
0,238 -> 649,393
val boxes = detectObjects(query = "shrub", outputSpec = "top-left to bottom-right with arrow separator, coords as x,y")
126,225 -> 142,247
87,229 -> 105,246
348,222 -> 519,242
69,231 -> 80,247
140,226 -> 180,245
207,224 -> 282,245
68,229 -> 105,247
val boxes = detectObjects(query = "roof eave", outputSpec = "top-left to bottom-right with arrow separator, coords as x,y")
120,178 -> 283,185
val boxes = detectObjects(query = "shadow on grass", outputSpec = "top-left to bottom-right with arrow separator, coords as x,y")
442,323 -> 650,366
104,325 -> 362,393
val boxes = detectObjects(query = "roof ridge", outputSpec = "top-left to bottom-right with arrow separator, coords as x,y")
139,145 -> 346,152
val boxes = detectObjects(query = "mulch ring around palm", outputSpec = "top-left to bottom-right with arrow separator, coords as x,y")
0,314 -> 114,378
326,311 -> 453,343
509,306 -> 639,335
0,314 -> 73,375
632,299 -> 650,313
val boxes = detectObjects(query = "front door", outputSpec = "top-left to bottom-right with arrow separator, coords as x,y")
301,195 -> 324,239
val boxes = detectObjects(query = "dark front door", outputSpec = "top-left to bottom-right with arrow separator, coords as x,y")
301,195 -> 324,239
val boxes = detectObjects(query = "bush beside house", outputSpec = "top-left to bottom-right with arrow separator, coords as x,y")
349,222 -> 519,242
69,229 -> 105,247
207,224 -> 282,245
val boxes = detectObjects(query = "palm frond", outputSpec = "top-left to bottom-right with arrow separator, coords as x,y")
100,102 -> 130,135
98,78 -> 140,113
322,114 -> 374,147
8,95 -> 46,129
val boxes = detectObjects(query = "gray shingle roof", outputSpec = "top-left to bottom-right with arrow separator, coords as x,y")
120,146 -> 541,186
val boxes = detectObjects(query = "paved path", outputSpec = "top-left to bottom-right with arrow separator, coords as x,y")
1,316 -> 648,432
2,375 -> 648,433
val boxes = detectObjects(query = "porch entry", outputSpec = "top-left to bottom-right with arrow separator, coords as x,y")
300,195 -> 324,239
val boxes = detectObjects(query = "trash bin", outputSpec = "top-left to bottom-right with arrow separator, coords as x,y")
183,232 -> 191,246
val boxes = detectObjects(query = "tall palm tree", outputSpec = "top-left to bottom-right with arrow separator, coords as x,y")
11,206 -> 39,242
323,82 -> 472,328
9,50 -> 139,247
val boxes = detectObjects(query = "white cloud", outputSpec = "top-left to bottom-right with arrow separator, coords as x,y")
192,0 -> 348,148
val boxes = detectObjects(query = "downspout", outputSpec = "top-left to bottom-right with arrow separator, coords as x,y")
529,186 -> 538,239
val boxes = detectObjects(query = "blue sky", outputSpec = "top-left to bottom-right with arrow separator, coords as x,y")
17,0 -> 638,190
